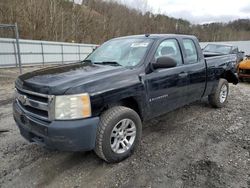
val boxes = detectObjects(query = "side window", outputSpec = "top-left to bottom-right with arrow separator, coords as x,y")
154,39 -> 183,66
232,47 -> 238,54
183,39 -> 198,64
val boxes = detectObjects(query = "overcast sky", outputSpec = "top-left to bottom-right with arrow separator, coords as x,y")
119,0 -> 250,24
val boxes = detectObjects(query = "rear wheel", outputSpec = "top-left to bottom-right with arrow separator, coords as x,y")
208,78 -> 229,108
94,106 -> 142,163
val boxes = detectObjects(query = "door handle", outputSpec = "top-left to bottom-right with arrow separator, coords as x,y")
178,72 -> 188,77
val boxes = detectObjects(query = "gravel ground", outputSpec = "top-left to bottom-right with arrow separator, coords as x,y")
0,68 -> 249,188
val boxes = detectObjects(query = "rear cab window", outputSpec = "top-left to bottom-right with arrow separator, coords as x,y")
183,39 -> 198,64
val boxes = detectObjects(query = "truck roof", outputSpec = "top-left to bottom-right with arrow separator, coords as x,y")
112,34 -> 197,40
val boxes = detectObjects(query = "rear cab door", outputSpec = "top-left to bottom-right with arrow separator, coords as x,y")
179,37 -> 207,103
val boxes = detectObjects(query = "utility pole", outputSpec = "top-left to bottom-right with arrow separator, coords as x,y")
14,23 -> 22,74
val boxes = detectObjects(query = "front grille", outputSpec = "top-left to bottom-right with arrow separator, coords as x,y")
239,69 -> 250,75
15,87 -> 54,121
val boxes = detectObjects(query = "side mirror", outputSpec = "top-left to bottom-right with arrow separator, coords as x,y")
153,56 -> 177,69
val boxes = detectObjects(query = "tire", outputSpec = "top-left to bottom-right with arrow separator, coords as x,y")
94,106 -> 142,163
208,78 -> 229,108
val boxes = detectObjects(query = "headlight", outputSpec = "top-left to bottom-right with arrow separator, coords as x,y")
55,93 -> 91,120
238,69 -> 244,73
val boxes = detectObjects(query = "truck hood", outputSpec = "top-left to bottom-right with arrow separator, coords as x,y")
239,59 -> 250,69
16,63 -> 129,95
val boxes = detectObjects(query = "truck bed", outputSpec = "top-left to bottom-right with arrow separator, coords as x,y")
205,54 -> 237,70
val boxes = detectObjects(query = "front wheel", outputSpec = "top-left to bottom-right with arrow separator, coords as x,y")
94,106 -> 142,163
208,78 -> 229,108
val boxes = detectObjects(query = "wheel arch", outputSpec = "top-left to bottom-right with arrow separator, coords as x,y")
101,96 -> 144,121
220,70 -> 238,85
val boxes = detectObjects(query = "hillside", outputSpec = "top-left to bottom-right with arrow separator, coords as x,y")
0,0 -> 250,44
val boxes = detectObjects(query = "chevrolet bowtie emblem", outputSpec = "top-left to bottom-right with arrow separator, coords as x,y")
18,94 -> 27,105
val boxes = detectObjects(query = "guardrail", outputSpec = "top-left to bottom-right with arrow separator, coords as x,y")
0,38 -> 98,67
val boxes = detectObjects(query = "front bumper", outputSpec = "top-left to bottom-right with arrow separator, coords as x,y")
13,101 -> 99,151
238,73 -> 250,79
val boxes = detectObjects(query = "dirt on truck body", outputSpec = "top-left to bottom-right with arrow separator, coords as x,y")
0,67 -> 250,188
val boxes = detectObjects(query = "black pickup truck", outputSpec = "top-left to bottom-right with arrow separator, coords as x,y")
13,34 -> 238,163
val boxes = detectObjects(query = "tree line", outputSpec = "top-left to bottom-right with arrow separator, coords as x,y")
0,0 -> 249,44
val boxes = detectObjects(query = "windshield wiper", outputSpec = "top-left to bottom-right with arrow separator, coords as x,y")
81,59 -> 92,63
81,60 -> 121,66
93,61 -> 121,66
203,50 -> 219,53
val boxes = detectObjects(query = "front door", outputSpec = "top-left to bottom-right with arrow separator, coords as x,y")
144,39 -> 188,118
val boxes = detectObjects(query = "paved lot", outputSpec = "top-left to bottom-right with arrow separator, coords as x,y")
0,67 -> 249,188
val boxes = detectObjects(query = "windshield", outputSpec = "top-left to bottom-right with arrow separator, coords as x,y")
85,38 -> 153,67
203,44 -> 232,54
